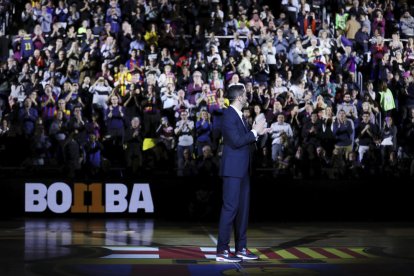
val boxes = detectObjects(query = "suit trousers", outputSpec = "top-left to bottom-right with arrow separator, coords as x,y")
217,172 -> 250,252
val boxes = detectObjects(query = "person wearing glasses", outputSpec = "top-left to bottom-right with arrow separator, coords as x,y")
216,84 -> 270,262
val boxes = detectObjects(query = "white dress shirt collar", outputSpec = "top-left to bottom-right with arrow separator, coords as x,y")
230,104 -> 243,121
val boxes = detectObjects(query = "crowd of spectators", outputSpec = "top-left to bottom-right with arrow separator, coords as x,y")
0,0 -> 414,180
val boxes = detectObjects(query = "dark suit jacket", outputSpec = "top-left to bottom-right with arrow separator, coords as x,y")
220,107 -> 256,178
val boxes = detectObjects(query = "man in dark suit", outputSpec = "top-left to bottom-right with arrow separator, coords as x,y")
216,84 -> 269,262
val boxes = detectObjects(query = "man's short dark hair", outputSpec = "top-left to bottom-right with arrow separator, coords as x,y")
226,84 -> 245,102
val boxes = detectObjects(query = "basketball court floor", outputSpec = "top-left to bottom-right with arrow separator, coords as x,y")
1,219 -> 414,275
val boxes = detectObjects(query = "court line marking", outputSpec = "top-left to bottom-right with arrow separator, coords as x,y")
103,246 -> 159,251
102,254 -> 159,259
